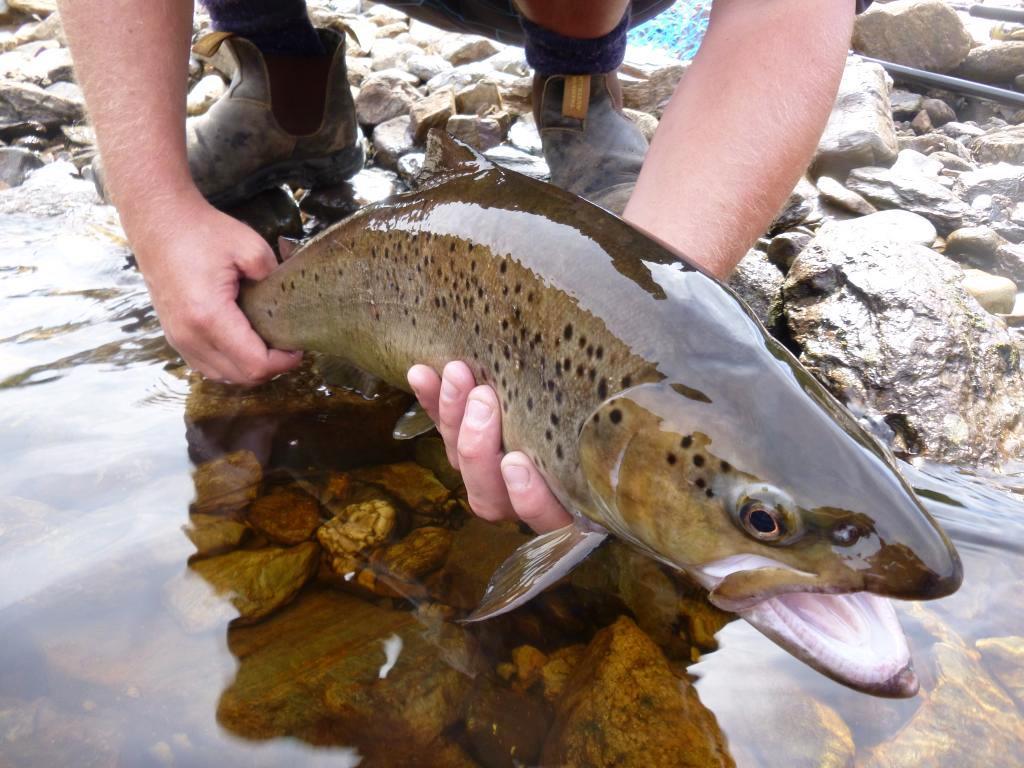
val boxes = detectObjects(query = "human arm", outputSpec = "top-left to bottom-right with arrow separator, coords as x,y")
412,0 -> 855,531
59,0 -> 300,384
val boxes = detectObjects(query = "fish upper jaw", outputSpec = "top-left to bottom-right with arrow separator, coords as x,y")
691,555 -> 918,698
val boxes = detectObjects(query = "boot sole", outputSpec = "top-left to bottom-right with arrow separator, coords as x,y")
208,144 -> 366,209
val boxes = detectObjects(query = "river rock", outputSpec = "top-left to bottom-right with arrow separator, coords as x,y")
941,120 -> 985,140
354,73 -> 418,127
852,0 -> 972,73
954,41 -> 1024,84
484,45 -> 529,77
190,449 -> 262,515
8,0 -> 56,13
185,73 -> 225,116
540,616 -> 733,768
821,208 -> 937,246
370,525 -> 452,583
446,113 -> 507,151
970,124 -> 1024,164
0,145 -> 41,186
217,588 -> 479,765
405,52 -> 450,82
183,513 -> 248,556
767,229 -> 813,272
371,113 -> 414,169
727,248 -> 783,330
456,80 -> 502,115
929,150 -> 976,173
961,268 -> 1017,313
464,679 -> 549,768
299,179 -> 359,221
815,174 -> 877,215
317,498 -> 397,574
396,150 -> 424,184
899,130 -> 974,160
954,161 -> 1024,201
0,78 -> 82,134
408,86 -> 454,143
484,144 -> 550,180
944,227 -> 1024,283
860,640 -> 1024,767
247,485 -> 322,545
370,38 -> 421,72
976,635 -> 1024,707
772,175 -> 821,230
846,158 -> 975,234
921,96 -> 957,127
345,55 -> 371,85
973,192 -> 1024,244
910,108 -> 933,135
223,186 -> 303,246
618,48 -> 688,117
414,436 -> 462,491
812,58 -> 898,177
890,89 -> 923,119
784,224 -> 1024,462
424,60 -> 494,94
350,461 -> 454,517
439,34 -> 501,66
185,541 -> 319,625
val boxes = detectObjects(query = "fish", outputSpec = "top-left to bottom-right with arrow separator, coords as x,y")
239,131 -> 962,698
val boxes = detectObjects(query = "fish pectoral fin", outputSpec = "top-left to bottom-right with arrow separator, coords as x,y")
461,524 -> 608,623
313,355 -> 392,399
393,403 -> 436,440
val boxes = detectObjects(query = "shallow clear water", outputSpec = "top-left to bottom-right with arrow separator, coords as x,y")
2,185 -> 1023,766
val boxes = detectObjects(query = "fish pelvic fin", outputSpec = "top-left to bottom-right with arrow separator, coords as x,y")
393,402 -> 436,440
461,523 -> 607,623
313,356 -> 392,400
422,129 -> 493,182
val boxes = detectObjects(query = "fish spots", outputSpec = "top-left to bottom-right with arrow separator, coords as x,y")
595,346 -> 604,360
556,444 -> 564,460
681,436 -> 693,449
266,308 -> 273,318
563,324 -> 573,341
526,396 -> 534,411
610,408 -> 623,424
550,413 -> 560,426
499,261 -> 508,275
693,454 -> 705,468
545,429 -> 553,441
720,461 -> 732,472
705,489 -> 715,498
597,378 -> 608,399
622,376 -> 632,388
695,477 -> 706,489
666,452 -> 677,465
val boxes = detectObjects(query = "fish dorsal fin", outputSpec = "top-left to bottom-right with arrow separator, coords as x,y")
461,522 -> 607,622
393,402 -> 436,440
421,129 -> 493,181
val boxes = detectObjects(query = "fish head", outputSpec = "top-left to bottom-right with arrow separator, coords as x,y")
578,379 -> 962,697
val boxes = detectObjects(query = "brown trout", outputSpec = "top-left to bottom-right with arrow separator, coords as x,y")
239,133 -> 961,697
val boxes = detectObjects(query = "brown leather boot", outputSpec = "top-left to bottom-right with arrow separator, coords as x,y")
533,72 -> 649,215
92,28 -> 363,208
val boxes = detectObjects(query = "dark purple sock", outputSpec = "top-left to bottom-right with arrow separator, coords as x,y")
521,10 -> 630,76
202,0 -> 325,56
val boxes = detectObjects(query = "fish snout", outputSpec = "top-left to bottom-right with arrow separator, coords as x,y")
862,540 -> 963,601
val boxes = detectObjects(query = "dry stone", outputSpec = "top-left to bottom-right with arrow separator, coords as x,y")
852,0 -> 972,73
954,41 -> 1024,84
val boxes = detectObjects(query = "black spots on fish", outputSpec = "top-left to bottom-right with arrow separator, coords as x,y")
441,296 -> 448,309
562,357 -> 571,372
545,429 -> 553,442
487,342 -> 494,354
502,400 -> 509,414
681,435 -> 693,449
499,261 -> 508,275
693,454 -> 705,468
556,444 -> 564,461
474,322 -> 481,336
595,346 -> 604,360
610,408 -> 623,425
526,396 -> 534,411
578,336 -> 586,349
449,242 -> 456,253
585,344 -> 594,358
501,318 -> 509,331
471,259 -> 476,272
554,361 -> 562,376
337,268 -> 344,278
280,282 -> 286,293
592,413 -> 600,424
550,413 -> 560,427
533,332 -> 542,346
720,461 -> 732,473
666,452 -> 677,466
563,324 -> 573,342
587,368 -> 597,383
527,291 -> 535,304
266,308 -> 273,318
411,317 -> 417,327
434,297 -> 441,309
597,378 -> 608,400
705,489 -> 715,498
695,477 -> 706,489
555,390 -> 563,405
622,375 -> 632,388
575,364 -> 585,378
503,347 -> 511,361
300,268 -> 306,278
477,287 -> 484,299
289,280 -> 296,291
546,379 -> 555,392
493,360 -> 500,375
484,303 -> 491,316
514,282 -> 522,295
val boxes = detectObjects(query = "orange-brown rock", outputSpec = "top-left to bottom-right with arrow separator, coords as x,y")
246,485 -> 321,545
183,513 -> 248,556
540,644 -> 586,704
464,679 -> 550,768
541,616 -> 734,768
350,461 -> 454,517
317,499 -> 397,574
189,450 -> 262,515
371,525 -> 452,582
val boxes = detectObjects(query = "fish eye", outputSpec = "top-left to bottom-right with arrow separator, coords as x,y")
739,500 -> 788,542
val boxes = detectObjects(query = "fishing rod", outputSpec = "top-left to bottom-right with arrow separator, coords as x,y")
949,3 -> 1024,24
858,55 -> 1024,109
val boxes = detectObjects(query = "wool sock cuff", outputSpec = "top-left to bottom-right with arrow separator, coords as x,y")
202,0 -> 326,57
520,10 -> 630,76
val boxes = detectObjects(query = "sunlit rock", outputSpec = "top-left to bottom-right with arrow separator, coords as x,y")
976,635 -> 1024,708
960,267 -> 1017,314
852,0 -> 972,73
971,125 -> 1024,165
541,616 -> 733,768
954,41 -> 1024,84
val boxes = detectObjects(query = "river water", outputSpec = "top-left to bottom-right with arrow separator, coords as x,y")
1,167 -> 1023,766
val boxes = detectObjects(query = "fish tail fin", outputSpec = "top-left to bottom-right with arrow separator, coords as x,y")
460,523 -> 607,623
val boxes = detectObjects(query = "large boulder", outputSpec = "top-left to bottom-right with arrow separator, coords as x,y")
540,616 -> 734,768
812,58 -> 898,177
852,0 -> 972,73
783,223 -> 1024,462
954,41 -> 1024,84
970,125 -> 1024,165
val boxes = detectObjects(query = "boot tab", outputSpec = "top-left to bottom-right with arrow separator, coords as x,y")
561,75 -> 591,120
192,30 -> 235,58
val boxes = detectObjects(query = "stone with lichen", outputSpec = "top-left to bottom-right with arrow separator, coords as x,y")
317,499 -> 397,574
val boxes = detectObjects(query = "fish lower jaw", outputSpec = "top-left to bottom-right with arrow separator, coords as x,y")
692,556 -> 918,698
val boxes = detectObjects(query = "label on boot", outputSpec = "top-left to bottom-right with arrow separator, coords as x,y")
561,75 -> 591,121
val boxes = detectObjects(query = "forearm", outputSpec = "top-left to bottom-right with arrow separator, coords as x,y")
624,0 -> 854,279
59,0 -> 200,240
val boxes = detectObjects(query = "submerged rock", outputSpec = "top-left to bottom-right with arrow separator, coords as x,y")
190,449 -> 262,516
246,485 -> 322,545
183,513 -> 247,556
784,224 -> 1024,462
464,678 -> 549,768
976,635 -> 1024,708
541,616 -> 733,768
350,460 -> 455,518
317,498 -> 397,575
188,541 -> 319,624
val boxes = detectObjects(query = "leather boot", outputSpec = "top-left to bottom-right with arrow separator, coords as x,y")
93,28 -> 363,208
533,72 -> 649,215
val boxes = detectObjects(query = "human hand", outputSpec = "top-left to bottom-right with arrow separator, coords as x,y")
408,362 -> 572,533
131,195 -> 302,385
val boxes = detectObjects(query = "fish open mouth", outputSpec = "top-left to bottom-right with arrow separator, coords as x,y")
693,556 -> 918,698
